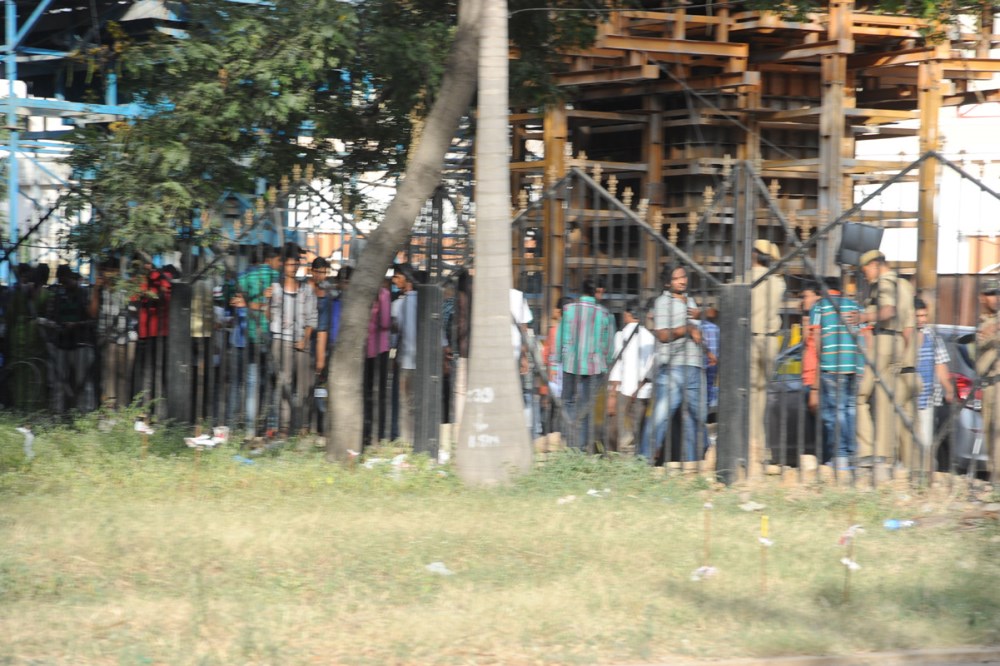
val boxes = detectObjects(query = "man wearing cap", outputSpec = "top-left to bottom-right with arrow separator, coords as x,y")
976,278 -> 1000,480
854,249 -> 917,470
749,239 -> 786,472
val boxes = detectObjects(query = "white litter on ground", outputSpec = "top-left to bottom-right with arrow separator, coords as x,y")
424,561 -> 455,576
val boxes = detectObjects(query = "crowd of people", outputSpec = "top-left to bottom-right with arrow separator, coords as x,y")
0,243 -> 440,450
550,245 -> 999,479
2,240 -> 999,477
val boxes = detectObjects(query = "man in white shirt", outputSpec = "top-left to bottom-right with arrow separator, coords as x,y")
607,302 -> 655,454
510,288 -> 533,363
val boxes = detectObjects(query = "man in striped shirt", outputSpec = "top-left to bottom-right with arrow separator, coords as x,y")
557,278 -> 615,452
915,298 -> 953,471
809,275 -> 864,466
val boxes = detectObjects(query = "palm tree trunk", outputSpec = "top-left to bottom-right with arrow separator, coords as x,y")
455,0 -> 533,485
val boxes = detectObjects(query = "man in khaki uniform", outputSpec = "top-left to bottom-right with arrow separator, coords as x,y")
855,250 -> 917,469
749,239 -> 785,472
975,279 -> 1000,481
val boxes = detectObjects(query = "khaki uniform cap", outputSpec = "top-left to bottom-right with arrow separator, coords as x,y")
753,239 -> 780,261
858,249 -> 885,266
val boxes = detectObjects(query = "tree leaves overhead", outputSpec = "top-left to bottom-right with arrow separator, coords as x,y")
509,0 -> 607,106
65,0 -> 988,258
64,0 -> 610,258
743,0 -> 996,26
65,1 -> 482,256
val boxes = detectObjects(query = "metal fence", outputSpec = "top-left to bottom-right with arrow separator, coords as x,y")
507,152 -> 1000,485
2,152 -> 1000,485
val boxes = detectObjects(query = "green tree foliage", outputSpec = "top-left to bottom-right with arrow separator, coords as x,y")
62,0 -> 976,258
744,0 -> 997,27
508,0 -> 608,105
64,0 -> 439,257
62,0 -> 614,259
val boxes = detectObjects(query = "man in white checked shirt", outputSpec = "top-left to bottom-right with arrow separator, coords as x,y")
607,301 -> 655,454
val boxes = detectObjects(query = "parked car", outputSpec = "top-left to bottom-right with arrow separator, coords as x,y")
935,326 -> 985,474
765,325 -> 984,472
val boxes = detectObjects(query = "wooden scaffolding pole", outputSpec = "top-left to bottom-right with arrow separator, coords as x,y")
543,103 -> 568,318
817,0 -> 852,275
644,95 -> 664,297
917,58 -> 942,292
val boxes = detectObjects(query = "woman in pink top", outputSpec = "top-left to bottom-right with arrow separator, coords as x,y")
363,277 -> 393,449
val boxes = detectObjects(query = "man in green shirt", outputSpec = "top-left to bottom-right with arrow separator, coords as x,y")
233,244 -> 281,436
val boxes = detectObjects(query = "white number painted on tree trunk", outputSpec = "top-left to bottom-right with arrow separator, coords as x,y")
467,387 -> 495,404
468,433 -> 501,448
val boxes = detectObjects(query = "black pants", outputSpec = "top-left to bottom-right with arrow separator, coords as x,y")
362,351 -> 390,449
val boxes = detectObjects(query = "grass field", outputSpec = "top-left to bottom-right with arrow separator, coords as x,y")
1,414 -> 999,665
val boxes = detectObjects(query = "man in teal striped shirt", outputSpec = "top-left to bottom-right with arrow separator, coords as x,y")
557,278 -> 616,451
809,275 -> 864,466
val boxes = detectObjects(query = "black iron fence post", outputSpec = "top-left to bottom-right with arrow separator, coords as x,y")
717,283 -> 751,484
414,283 -> 444,457
167,281 -> 193,424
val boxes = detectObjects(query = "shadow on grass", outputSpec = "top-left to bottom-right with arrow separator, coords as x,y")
654,564 -> 1000,658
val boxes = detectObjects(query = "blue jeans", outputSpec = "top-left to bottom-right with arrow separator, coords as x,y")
820,372 -> 857,461
562,372 -> 603,452
226,348 -> 260,433
522,389 -> 543,438
640,364 -> 705,463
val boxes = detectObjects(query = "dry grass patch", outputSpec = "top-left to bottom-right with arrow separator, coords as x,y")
0,420 -> 999,664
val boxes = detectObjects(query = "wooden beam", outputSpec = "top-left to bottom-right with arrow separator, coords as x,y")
586,123 -> 645,135
753,38 -> 854,63
756,63 -> 822,73
941,87 -> 1000,107
509,112 -> 543,123
573,71 -> 760,100
728,11 -> 826,33
760,107 -> 918,123
620,10 -> 726,25
764,158 -> 911,173
560,47 -> 641,60
850,12 -> 927,30
511,159 -> 649,174
856,87 -> 919,106
597,34 -> 749,59
565,257 -> 645,269
851,26 -> 922,38
555,64 -> 660,86
853,127 -> 919,138
848,44 -> 949,69
566,109 -> 649,123
940,57 -> 1000,74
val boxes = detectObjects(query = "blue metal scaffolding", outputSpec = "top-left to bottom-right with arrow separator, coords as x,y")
1,0 -> 158,280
